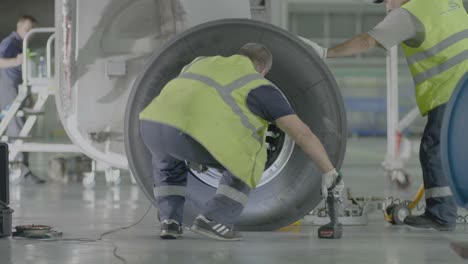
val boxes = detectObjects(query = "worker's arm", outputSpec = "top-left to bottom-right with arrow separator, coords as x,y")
0,54 -> 22,69
327,33 -> 380,58
275,114 -> 334,174
301,8 -> 420,59
275,114 -> 343,196
299,34 -> 380,59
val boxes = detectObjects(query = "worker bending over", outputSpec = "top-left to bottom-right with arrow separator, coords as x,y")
139,43 -> 344,240
304,0 -> 467,231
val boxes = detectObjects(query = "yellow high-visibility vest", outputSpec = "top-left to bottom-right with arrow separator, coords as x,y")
140,55 -> 273,188
401,0 -> 468,115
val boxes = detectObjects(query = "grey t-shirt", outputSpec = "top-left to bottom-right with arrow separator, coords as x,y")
367,8 -> 425,49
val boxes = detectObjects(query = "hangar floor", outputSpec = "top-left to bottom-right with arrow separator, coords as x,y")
1,137 -> 467,264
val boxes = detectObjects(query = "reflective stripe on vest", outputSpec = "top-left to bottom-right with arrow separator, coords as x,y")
413,50 -> 468,85
407,29 -> 468,65
178,72 -> 265,143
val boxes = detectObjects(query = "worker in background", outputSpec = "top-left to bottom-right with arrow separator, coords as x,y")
304,0 -> 467,231
139,43 -> 344,240
0,15 -> 44,184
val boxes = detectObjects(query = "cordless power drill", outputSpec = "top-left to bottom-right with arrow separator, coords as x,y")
317,175 -> 343,239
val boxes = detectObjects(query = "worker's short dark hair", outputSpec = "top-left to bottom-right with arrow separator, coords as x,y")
18,15 -> 38,25
238,43 -> 273,72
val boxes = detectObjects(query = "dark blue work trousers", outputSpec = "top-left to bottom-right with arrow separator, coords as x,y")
140,120 -> 250,226
420,104 -> 457,225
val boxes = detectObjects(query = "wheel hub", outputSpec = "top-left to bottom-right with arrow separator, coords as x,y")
190,124 -> 295,188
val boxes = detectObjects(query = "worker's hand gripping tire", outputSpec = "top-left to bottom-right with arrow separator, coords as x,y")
298,36 -> 328,59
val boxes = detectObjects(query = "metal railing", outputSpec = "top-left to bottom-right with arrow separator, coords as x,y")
22,27 -> 55,85
46,33 -> 56,79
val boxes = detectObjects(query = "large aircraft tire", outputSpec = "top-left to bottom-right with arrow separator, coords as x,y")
125,19 -> 347,231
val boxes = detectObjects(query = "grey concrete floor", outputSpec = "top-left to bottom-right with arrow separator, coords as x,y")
1,137 -> 467,264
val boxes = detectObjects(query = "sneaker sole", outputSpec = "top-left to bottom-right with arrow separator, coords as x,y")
404,223 -> 432,229
404,222 -> 455,231
160,231 -> 182,239
190,226 -> 242,241
433,225 -> 455,231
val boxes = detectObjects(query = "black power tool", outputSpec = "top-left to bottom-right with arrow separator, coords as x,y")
318,175 -> 343,239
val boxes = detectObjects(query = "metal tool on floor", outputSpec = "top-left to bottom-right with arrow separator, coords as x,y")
318,176 -> 343,239
13,224 -> 62,239
304,188 -> 387,226
383,184 -> 424,225
383,184 -> 468,225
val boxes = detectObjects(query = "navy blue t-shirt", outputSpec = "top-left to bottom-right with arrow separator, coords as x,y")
0,32 -> 23,81
246,85 -> 295,123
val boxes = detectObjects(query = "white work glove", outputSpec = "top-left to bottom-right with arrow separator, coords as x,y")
298,36 -> 328,59
321,169 -> 344,199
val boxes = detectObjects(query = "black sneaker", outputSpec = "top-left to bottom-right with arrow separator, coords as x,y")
404,213 -> 455,231
21,164 -> 46,184
160,219 -> 183,239
24,172 -> 46,184
190,215 -> 242,241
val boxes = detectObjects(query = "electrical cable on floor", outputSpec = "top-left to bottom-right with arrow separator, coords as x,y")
97,203 -> 152,240
19,203 -> 153,264
95,203 -> 153,264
